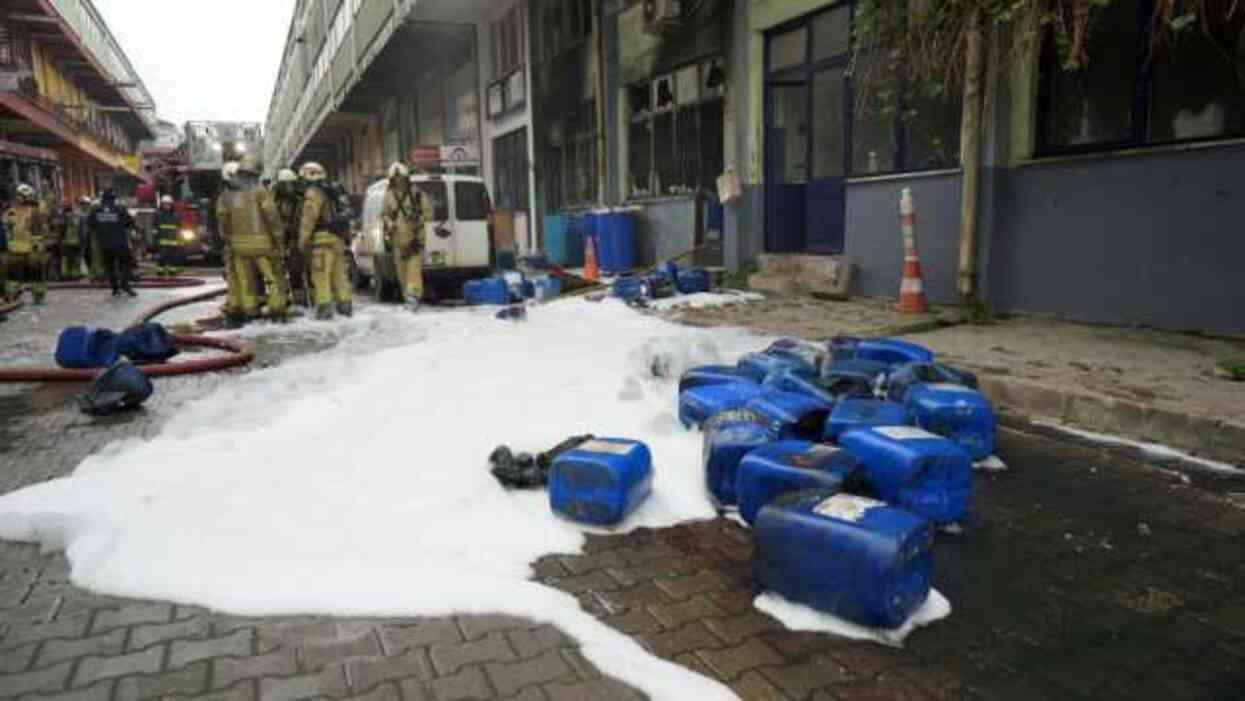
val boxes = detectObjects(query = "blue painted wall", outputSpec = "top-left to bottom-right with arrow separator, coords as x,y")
990,145 -> 1245,335
844,174 -> 963,304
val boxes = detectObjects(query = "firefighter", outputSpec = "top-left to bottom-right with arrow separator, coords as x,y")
382,162 -> 432,311
297,162 -> 352,320
3,184 -> 50,304
216,161 -> 287,323
273,168 -> 309,307
152,195 -> 183,277
87,197 -> 106,282
45,203 -> 68,282
60,197 -> 87,280
86,189 -> 137,297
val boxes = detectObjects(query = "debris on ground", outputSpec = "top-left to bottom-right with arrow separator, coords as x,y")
489,434 -> 595,489
77,360 -> 154,415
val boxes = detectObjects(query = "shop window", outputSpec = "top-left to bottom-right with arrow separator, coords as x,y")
770,27 -> 807,73
627,59 -> 726,198
1038,0 -> 1245,153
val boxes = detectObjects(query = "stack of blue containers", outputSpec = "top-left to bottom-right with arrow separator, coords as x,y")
677,335 -> 998,631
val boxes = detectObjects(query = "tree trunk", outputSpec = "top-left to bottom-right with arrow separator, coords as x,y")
957,8 -> 986,304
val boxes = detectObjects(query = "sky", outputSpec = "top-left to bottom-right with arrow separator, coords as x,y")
94,0 -> 298,127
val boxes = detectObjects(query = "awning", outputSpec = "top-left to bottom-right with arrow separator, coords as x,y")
0,138 -> 60,164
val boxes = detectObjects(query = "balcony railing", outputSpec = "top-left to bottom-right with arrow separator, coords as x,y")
44,0 -> 157,132
5,70 -> 137,158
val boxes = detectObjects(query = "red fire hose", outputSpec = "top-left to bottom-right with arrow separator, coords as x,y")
47,277 -> 207,290
0,287 -> 254,384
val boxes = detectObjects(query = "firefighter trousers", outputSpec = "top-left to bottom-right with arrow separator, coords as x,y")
234,251 -> 288,318
397,248 -> 424,300
308,238 -> 351,311
61,245 -> 82,279
156,243 -> 184,276
4,251 -> 49,301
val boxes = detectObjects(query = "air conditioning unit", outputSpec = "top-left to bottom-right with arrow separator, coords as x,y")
643,0 -> 683,34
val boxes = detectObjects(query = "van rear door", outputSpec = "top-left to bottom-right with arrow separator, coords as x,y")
415,180 -> 451,269
451,181 -> 492,268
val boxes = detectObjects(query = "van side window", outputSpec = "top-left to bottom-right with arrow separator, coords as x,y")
416,181 -> 449,221
455,183 -> 490,221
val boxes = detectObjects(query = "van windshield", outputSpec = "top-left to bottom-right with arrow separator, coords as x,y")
455,182 -> 490,221
415,181 -> 449,221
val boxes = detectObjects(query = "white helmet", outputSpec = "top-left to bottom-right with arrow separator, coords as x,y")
15,183 -> 35,200
78,195 -> 91,205
160,195 -> 174,206
221,161 -> 240,184
299,162 -> 326,182
387,162 -> 409,179
277,168 -> 298,183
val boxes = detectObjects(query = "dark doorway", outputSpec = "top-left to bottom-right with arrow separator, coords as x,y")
763,5 -> 851,255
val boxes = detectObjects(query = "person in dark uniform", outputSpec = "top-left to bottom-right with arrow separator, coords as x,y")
86,189 -> 137,297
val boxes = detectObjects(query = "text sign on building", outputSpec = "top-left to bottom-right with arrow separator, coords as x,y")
441,143 -> 481,166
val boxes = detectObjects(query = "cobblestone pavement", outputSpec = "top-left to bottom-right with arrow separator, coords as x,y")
4,287 -> 1245,699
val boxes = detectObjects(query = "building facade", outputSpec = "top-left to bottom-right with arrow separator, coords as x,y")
264,0 -> 1245,335
0,0 -> 156,203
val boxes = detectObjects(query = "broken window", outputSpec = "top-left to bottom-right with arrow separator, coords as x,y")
1038,0 -> 1245,153
626,59 -> 726,199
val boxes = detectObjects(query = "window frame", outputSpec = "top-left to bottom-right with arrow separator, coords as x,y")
1034,0 -> 1245,157
626,56 -> 727,201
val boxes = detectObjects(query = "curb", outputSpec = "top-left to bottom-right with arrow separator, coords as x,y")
977,376 -> 1245,468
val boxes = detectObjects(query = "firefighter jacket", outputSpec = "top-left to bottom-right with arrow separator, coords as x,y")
382,182 -> 431,254
275,189 -> 304,248
297,185 -> 341,250
217,185 -> 282,256
87,202 -> 135,252
3,204 -> 47,255
153,209 -> 182,247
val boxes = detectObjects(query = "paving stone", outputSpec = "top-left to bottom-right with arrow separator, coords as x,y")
645,594 -> 726,629
730,670 -> 790,700
544,571 -> 620,596
0,659 -> 72,696
73,647 -> 163,687
127,616 -> 211,651
0,593 -> 62,625
114,660 -> 210,700
345,650 -> 434,690
529,558 -> 568,580
484,650 -> 573,696
591,582 -> 672,616
335,681 -> 402,701
761,655 -> 855,698
673,652 -> 715,680
617,543 -> 683,565
703,611 -> 783,644
429,633 -> 515,677
0,582 -> 30,607
379,619 -> 463,655
174,605 -> 209,620
253,620 -> 338,653
695,638 -> 785,681
499,688 -> 547,701
397,678 -> 433,701
505,626 -> 569,659
636,622 -> 723,658
455,615 -> 531,642
36,628 -> 127,667
90,604 -> 172,634
893,664 -> 966,700
653,570 -> 729,600
555,551 -> 625,576
830,672 -> 931,701
600,607 -> 663,636
302,628 -> 382,669
258,666 -> 349,701
21,680 -> 115,701
426,665 -> 492,701
212,649 -> 298,689
707,589 -> 755,616
0,641 -> 38,673
169,628 -> 253,669
542,678 -> 644,701
603,556 -> 709,588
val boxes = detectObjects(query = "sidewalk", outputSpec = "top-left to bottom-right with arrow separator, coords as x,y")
658,295 -> 1245,467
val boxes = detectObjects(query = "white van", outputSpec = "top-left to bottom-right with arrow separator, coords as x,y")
353,174 -> 495,301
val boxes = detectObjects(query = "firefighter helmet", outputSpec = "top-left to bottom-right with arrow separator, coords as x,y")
277,168 -> 298,183
299,162 -> 326,182
160,195 -> 174,206
221,161 -> 240,184
15,183 -> 35,200
387,162 -> 409,179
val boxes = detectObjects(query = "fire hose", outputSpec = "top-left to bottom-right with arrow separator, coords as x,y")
0,287 -> 254,384
47,277 -> 207,290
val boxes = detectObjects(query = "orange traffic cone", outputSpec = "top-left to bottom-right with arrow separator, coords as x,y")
584,234 -> 600,282
896,188 -> 929,314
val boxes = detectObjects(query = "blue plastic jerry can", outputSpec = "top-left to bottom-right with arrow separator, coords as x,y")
679,365 -> 757,395
886,362 -> 979,403
549,438 -> 653,526
830,337 -> 934,367
905,384 -> 996,461
753,488 -> 935,629
464,277 -> 510,305
702,409 -> 773,508
744,390 -> 833,441
55,326 -> 121,369
678,382 -> 765,429
839,425 -> 973,525
824,399 -> 910,442
736,441 -> 864,525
